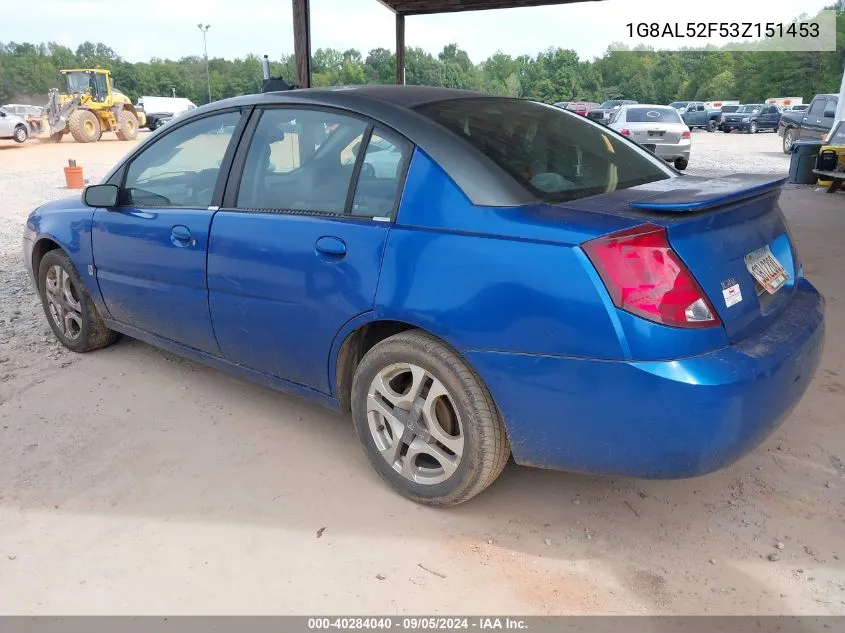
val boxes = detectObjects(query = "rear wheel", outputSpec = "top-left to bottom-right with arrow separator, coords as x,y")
68,110 -> 101,143
37,250 -> 119,353
351,331 -> 510,506
115,110 -> 139,141
674,157 -> 689,171
13,124 -> 28,143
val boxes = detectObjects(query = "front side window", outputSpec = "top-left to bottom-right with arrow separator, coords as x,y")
237,108 -> 367,213
415,97 -> 672,203
66,73 -> 89,94
808,99 -> 827,117
122,110 -> 241,208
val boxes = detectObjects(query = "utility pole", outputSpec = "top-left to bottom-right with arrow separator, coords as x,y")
197,24 -> 212,103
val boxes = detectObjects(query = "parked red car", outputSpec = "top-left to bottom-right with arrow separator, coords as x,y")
565,101 -> 600,117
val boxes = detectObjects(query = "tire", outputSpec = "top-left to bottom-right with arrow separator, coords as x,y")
115,110 -> 139,141
749,121 -> 758,134
722,128 -> 732,133
783,128 -> 795,154
68,110 -> 101,143
351,331 -> 510,507
674,157 -> 689,171
13,124 -> 28,143
707,119 -> 717,132
37,250 -> 119,353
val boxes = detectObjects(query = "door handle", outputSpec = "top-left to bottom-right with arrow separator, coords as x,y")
170,225 -> 195,247
315,236 -> 346,257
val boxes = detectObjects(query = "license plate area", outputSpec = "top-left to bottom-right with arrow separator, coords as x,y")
647,130 -> 665,138
745,245 -> 789,295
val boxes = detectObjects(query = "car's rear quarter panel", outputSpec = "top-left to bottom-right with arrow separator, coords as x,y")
376,149 -> 632,360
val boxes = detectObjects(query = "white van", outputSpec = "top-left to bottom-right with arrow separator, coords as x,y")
136,96 -> 197,129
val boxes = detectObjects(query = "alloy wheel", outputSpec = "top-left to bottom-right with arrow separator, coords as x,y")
45,264 -> 83,341
367,363 -> 464,485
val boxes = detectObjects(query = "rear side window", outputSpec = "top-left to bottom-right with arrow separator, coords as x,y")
415,97 -> 672,203
625,107 -> 682,124
237,108 -> 367,213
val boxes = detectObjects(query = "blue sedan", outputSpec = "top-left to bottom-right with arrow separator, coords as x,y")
22,86 -> 825,506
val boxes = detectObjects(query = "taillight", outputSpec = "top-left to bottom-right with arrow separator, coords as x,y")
620,128 -> 631,136
682,129 -> 691,139
583,224 -> 721,329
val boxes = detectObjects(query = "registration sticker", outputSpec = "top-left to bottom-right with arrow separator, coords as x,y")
745,245 -> 789,295
721,278 -> 743,307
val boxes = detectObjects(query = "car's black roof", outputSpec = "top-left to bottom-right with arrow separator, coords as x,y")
277,84 -> 489,108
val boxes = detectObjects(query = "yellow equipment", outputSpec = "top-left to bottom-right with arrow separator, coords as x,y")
33,69 -> 146,143
816,145 -> 845,186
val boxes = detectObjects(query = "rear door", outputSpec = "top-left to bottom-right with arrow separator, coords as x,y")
91,108 -> 247,354
207,106 -> 412,392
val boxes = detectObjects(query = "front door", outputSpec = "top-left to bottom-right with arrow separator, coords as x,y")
799,98 -> 830,141
92,109 -> 245,354
207,107 -> 412,392
0,109 -> 14,137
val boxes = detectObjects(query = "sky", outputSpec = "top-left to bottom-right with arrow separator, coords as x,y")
4,0 -> 837,63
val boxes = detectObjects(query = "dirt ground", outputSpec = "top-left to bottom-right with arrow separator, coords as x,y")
0,131 -> 842,615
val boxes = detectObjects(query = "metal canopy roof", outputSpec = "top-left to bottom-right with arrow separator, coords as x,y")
290,0 -> 605,89
377,0 -> 599,15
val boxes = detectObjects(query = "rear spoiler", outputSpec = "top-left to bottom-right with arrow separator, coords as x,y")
628,174 -> 787,213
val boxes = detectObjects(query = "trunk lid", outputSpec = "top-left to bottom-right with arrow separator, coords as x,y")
562,174 -> 797,343
629,125 -> 683,145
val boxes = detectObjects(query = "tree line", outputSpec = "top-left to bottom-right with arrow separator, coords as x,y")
1,7 -> 843,109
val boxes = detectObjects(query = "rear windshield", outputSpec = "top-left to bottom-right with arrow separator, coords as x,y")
721,105 -> 740,112
624,107 -> 682,123
829,121 -> 845,145
414,97 -> 672,203
669,102 -> 689,110
737,105 -> 762,113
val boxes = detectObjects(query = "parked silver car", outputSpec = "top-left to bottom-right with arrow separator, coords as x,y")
608,104 -> 691,170
0,107 -> 29,143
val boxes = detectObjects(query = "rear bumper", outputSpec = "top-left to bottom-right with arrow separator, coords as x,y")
466,279 -> 825,478
652,144 -> 690,161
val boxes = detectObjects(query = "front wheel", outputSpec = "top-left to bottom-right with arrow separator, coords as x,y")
722,128 -> 732,133
783,129 -> 795,154
351,331 -> 510,506
13,124 -> 28,143
37,250 -> 119,353
115,110 -> 139,141
749,122 -> 758,134
707,119 -> 717,132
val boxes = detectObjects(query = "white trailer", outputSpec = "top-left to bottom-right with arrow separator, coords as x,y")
765,97 -> 804,108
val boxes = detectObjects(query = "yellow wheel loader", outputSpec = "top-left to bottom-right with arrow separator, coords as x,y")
32,69 -> 146,143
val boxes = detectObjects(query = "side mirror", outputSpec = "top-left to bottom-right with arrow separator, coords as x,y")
83,184 -> 119,208
0,111 -> 6,118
